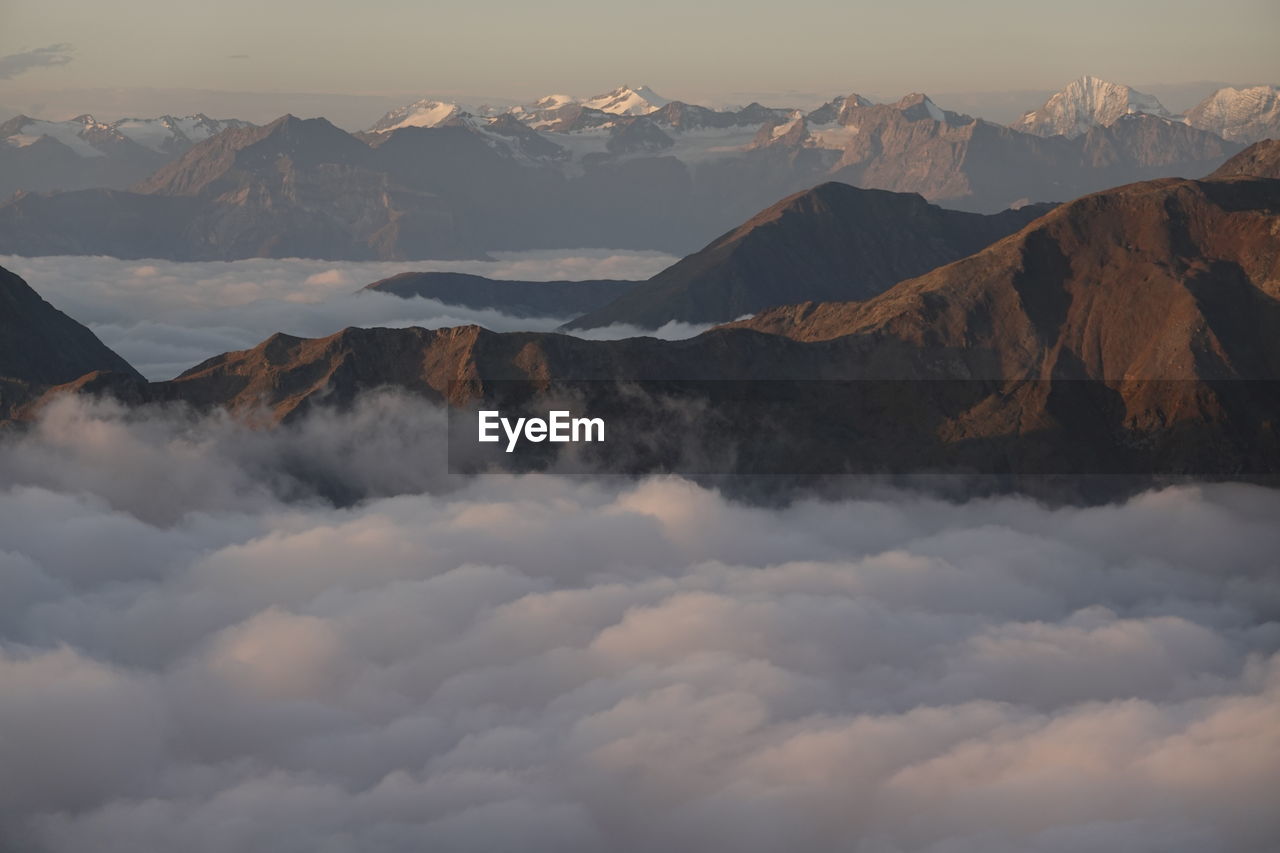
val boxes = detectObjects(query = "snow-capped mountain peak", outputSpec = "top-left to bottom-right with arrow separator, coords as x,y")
367,100 -> 465,133
581,85 -> 669,116
1184,85 -> 1280,144
1011,75 -> 1171,138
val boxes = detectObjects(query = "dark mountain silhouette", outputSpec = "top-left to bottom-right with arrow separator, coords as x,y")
0,265 -> 140,420
0,266 -> 139,385
564,182 -> 1053,329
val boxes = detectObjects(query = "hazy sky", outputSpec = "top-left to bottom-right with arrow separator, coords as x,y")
1,0 -> 1277,124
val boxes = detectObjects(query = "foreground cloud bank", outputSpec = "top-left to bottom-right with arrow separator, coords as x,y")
1,396 -> 1278,852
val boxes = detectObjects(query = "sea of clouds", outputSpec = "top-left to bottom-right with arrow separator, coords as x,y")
0,252 -> 696,380
1,391 -> 1278,852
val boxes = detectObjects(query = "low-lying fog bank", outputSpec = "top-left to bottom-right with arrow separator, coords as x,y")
0,252 -> 684,379
1,395 -> 1277,852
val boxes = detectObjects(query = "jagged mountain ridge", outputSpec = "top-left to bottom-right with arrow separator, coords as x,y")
2,112 -> 251,156
0,112 -> 251,199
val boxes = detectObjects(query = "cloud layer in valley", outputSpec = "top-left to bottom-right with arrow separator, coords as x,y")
0,252 -> 681,379
1,395 -> 1278,852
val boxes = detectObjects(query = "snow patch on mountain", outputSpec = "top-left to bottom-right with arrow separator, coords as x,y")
770,113 -> 803,138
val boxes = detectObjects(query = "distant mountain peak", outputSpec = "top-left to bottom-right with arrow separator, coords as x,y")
257,113 -> 351,142
1012,75 -> 1171,137
1185,85 -> 1280,144
581,85 -> 670,116
895,93 -> 946,121
808,93 -> 875,125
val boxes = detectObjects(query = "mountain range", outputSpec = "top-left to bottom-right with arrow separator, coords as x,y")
0,113 -> 251,199
3,78 -> 1273,213
0,87 -> 1253,262
3,143 -> 1277,480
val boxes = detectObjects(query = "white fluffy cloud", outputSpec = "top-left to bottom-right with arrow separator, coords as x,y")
1,252 -> 678,379
1,395 -> 1278,852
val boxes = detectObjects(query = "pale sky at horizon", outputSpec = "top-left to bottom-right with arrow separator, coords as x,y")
1,0 -> 1277,126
